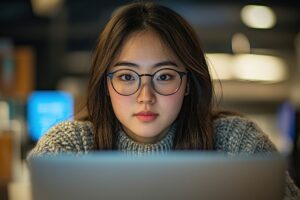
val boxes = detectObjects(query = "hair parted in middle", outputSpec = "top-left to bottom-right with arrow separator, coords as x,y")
87,2 -> 215,150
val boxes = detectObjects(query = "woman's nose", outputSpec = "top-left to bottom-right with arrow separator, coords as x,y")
136,77 -> 156,104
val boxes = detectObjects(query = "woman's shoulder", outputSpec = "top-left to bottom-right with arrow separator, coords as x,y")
213,115 -> 277,154
41,120 -> 94,144
27,120 -> 94,158
47,120 -> 94,137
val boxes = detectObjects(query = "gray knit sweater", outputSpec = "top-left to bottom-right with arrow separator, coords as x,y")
28,116 -> 300,200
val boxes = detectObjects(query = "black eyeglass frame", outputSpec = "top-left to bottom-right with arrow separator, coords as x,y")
106,68 -> 188,96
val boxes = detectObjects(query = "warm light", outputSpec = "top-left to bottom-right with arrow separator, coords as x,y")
241,5 -> 276,29
206,54 -> 233,80
233,54 -> 287,82
31,0 -> 64,17
231,33 -> 250,54
206,53 -> 287,82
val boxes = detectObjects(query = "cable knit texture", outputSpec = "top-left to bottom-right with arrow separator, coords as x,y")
117,123 -> 176,155
28,116 -> 300,200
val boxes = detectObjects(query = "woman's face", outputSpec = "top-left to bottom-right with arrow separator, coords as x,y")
107,30 -> 188,143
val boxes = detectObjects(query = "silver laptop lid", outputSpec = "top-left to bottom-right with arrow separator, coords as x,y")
29,152 -> 286,200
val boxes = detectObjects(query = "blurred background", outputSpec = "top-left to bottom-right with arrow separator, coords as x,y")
0,0 -> 299,199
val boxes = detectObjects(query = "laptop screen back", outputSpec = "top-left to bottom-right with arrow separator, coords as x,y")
29,152 -> 286,200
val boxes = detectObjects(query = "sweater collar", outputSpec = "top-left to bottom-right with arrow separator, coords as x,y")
116,124 -> 176,155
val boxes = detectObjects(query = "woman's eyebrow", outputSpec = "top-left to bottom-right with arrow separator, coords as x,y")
154,61 -> 178,68
113,61 -> 138,68
112,60 -> 178,68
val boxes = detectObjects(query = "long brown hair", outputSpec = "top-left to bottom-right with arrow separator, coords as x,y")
87,2 -> 215,150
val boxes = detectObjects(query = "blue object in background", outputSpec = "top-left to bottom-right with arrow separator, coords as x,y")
277,101 -> 296,142
27,91 -> 74,141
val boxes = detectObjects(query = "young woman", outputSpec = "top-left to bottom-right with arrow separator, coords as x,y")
28,2 -> 300,199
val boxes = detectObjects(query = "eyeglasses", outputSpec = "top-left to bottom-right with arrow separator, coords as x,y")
106,68 -> 188,96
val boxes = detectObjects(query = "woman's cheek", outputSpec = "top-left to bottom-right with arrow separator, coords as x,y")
160,92 -> 185,116
110,94 -> 134,117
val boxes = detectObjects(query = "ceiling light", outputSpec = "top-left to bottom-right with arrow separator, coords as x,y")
241,5 -> 276,29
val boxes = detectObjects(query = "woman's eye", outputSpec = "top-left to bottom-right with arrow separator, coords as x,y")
157,74 -> 172,81
120,74 -> 135,81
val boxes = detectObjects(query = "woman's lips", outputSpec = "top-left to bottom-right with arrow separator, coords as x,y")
133,111 -> 158,122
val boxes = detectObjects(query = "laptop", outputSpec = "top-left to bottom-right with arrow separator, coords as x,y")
28,152 -> 286,200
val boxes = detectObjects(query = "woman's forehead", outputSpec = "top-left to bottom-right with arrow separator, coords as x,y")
110,30 -> 183,69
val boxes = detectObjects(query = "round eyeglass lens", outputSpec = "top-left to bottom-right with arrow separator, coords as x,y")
153,69 -> 181,95
111,69 -> 139,95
